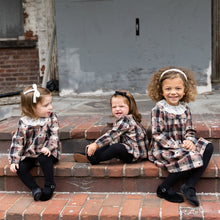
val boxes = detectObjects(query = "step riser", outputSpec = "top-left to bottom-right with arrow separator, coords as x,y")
2,192 -> 219,220
1,155 -> 219,193
1,138 -> 220,154
1,176 -> 219,193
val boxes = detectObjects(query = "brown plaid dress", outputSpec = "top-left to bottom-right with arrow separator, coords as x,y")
9,112 -> 61,165
148,100 -> 210,173
95,114 -> 148,160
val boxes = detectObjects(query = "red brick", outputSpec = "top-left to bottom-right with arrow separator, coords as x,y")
86,125 -> 104,139
67,193 -> 89,206
162,200 -> 179,219
141,194 -> 161,219
90,164 -> 106,177
100,207 -> 120,219
203,201 -> 220,219
72,163 -> 90,177
55,162 -> 74,176
6,195 -> 33,219
103,194 -> 124,206
124,162 -> 142,177
120,196 -> 141,219
142,161 -> 159,177
42,199 -> 68,219
80,198 -> 104,220
23,200 -> 49,220
123,178 -> 137,192
61,206 -> 82,220
106,163 -> 124,177
71,128 -> 86,139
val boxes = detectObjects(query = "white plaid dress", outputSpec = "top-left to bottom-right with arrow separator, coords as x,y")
148,100 -> 210,173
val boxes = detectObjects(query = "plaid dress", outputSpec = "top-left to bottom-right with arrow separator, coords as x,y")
148,100 -> 210,173
9,112 -> 61,164
95,114 -> 148,160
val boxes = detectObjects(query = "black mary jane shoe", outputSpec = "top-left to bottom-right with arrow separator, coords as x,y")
32,187 -> 42,201
40,184 -> 56,201
157,184 -> 184,203
180,184 -> 199,206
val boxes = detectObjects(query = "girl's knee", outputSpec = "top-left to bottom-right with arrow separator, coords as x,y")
206,143 -> 214,154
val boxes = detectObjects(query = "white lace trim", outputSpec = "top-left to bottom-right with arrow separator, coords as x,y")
21,116 -> 49,126
159,99 -> 187,115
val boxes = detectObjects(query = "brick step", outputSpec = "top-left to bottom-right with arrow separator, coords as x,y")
1,191 -> 219,219
0,154 -> 220,193
0,114 -> 220,154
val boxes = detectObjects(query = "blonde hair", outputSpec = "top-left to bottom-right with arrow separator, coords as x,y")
110,90 -> 142,122
21,85 -> 51,119
147,66 -> 198,103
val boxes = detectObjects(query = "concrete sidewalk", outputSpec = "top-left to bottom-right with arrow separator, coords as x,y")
0,90 -> 220,120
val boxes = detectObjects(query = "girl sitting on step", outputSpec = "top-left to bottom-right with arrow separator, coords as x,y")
74,90 -> 148,164
8,84 -> 61,201
147,67 -> 213,206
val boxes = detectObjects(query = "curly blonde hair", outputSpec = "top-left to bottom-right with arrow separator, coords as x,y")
110,90 -> 142,123
21,85 -> 51,119
147,66 -> 198,103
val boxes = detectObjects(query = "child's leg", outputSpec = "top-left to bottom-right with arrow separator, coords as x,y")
17,157 -> 38,189
17,157 -> 42,201
156,172 -> 186,203
37,154 -> 57,201
88,143 -> 134,165
180,143 -> 213,206
186,143 -> 213,187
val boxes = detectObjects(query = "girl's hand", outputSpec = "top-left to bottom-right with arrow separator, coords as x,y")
10,163 -> 19,173
87,143 -> 99,156
41,147 -> 51,157
183,140 -> 196,152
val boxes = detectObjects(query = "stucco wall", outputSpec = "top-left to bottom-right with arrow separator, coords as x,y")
55,0 -> 211,95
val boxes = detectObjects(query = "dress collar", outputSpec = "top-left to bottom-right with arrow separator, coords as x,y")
21,116 -> 49,126
159,99 -> 187,115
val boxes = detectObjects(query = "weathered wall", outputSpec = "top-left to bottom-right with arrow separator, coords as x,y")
55,0 -> 211,95
23,0 -> 57,77
0,0 -> 57,93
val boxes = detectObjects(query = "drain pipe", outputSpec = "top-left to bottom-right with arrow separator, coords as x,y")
0,90 -> 22,98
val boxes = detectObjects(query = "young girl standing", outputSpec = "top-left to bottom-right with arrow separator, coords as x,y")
147,67 -> 213,206
9,84 -> 61,201
74,90 -> 148,164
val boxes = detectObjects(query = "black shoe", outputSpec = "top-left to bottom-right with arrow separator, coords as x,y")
157,184 -> 184,203
32,187 -> 42,201
180,184 -> 199,206
40,184 -> 56,201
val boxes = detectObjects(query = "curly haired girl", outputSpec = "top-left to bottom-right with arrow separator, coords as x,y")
147,67 -> 213,206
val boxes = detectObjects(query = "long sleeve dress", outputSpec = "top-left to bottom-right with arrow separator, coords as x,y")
95,114 -> 148,160
148,100 -> 210,173
9,112 -> 61,165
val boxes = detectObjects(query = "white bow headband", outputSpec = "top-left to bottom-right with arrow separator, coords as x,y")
23,84 -> 40,103
160,68 -> 188,81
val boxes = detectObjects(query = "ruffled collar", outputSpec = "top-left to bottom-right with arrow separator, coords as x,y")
158,99 -> 187,115
21,116 -> 49,126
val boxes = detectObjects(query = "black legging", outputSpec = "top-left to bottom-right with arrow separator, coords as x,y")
87,143 -> 134,165
161,143 -> 213,188
17,154 -> 58,191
